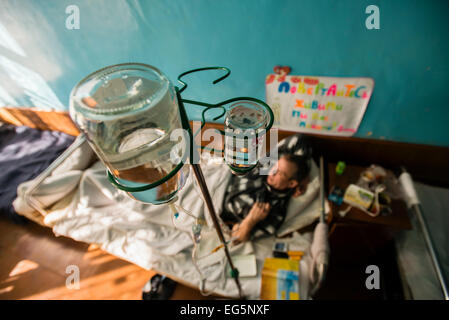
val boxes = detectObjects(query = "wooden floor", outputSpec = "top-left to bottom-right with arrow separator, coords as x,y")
0,216 -> 213,300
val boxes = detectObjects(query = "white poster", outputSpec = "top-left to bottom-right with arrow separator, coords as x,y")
265,74 -> 374,136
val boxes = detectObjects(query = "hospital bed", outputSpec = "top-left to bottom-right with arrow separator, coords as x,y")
395,172 -> 449,300
13,133 -> 330,300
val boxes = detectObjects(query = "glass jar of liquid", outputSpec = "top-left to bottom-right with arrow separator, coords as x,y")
69,63 -> 189,204
224,100 -> 268,175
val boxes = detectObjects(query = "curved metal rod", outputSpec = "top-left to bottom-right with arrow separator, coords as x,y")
227,163 -> 258,174
192,106 -> 227,155
176,67 -> 275,176
107,139 -> 189,193
182,97 -> 274,175
181,96 -> 274,134
177,67 -> 231,94
107,160 -> 185,193
203,105 -> 227,127
193,106 -> 227,139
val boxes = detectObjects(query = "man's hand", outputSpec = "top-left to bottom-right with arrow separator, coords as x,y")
247,202 -> 271,225
232,202 -> 270,245
231,223 -> 251,244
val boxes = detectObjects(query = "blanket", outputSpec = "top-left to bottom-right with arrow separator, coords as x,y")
13,137 -> 326,299
0,124 -> 74,223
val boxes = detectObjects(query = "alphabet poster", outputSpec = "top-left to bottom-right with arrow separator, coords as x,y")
265,74 -> 374,136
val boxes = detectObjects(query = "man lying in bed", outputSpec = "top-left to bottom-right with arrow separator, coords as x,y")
220,134 -> 312,244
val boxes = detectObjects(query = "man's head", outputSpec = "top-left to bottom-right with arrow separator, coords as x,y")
266,154 -> 310,196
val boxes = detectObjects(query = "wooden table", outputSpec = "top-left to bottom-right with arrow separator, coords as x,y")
314,162 -> 411,299
327,162 -> 411,231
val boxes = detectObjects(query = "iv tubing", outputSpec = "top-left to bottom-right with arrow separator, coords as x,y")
168,201 -> 224,296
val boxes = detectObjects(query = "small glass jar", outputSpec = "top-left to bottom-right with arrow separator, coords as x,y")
224,100 -> 268,175
69,63 -> 189,204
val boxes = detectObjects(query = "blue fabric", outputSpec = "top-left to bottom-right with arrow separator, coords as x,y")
0,124 -> 75,224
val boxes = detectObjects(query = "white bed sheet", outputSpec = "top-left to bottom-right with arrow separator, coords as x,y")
13,139 -> 324,299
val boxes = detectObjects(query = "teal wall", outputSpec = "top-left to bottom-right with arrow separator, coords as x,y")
1,0 -> 448,146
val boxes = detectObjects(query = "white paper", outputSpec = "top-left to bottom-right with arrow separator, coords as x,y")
265,74 -> 374,137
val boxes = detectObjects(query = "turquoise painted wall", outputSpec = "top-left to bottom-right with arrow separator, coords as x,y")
1,0 -> 448,146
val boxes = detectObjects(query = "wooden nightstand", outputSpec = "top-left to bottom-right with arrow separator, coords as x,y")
314,162 -> 410,300
327,162 -> 411,232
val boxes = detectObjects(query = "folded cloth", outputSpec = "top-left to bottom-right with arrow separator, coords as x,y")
0,124 -> 74,223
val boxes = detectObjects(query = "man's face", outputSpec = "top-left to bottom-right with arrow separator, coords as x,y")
266,157 -> 299,190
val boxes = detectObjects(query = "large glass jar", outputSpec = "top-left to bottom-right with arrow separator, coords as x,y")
69,63 -> 189,204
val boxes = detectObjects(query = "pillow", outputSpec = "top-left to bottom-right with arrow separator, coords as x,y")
277,158 -> 330,237
286,159 -> 320,220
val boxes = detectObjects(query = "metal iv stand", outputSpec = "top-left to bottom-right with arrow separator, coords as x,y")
107,67 -> 275,299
